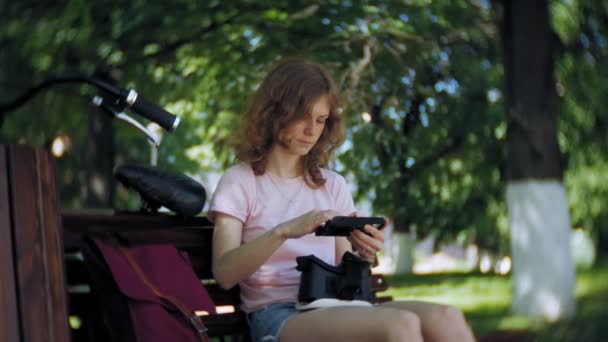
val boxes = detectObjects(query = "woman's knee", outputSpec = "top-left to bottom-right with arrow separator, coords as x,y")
426,305 -> 474,341
384,310 -> 423,342
435,305 -> 467,324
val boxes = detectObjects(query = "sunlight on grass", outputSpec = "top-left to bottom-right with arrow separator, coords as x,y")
575,263 -> 608,297
384,273 -> 512,312
380,260 -> 608,341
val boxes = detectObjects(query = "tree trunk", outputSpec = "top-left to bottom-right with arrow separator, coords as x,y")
392,232 -> 415,274
391,215 -> 414,275
83,107 -> 115,208
499,0 -> 575,320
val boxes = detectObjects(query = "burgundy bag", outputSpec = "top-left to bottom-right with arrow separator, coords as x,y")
90,239 -> 216,342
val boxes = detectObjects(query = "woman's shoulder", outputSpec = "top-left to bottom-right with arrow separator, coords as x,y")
321,167 -> 346,179
214,162 -> 257,199
320,168 -> 348,187
222,162 -> 255,180
319,168 -> 355,210
216,163 -> 257,191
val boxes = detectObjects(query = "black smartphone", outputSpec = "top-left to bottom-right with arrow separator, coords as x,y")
315,216 -> 387,236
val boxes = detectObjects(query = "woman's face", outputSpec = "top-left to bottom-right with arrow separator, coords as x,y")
278,96 -> 330,156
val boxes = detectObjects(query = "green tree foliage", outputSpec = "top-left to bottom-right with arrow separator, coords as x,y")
1,0 -> 607,252
334,2 -> 505,250
553,0 -> 608,253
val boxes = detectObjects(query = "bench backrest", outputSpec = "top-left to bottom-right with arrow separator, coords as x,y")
62,211 -> 389,342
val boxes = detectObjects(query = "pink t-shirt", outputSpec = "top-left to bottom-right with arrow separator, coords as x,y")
207,163 -> 356,313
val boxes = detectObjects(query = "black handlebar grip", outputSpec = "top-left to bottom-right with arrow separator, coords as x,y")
129,92 -> 180,132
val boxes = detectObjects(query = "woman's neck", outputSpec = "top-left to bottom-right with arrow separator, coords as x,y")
266,146 -> 303,178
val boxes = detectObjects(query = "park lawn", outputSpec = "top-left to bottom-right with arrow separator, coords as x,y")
382,260 -> 608,341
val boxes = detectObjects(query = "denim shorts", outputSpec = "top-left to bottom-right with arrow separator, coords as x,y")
246,302 -> 299,342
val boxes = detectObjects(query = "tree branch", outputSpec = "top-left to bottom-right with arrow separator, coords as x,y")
289,4 -> 320,20
410,135 -> 465,175
122,14 -> 241,67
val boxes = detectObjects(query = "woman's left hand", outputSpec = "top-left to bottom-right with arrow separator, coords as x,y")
347,224 -> 385,262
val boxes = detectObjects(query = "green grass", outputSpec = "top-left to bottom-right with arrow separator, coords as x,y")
381,260 -> 608,341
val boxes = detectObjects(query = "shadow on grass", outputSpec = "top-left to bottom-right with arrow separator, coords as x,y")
536,290 -> 608,342
460,289 -> 608,341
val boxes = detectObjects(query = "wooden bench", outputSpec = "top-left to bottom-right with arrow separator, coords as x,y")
62,210 -> 391,342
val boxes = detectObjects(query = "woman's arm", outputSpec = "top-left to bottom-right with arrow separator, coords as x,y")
212,209 -> 339,289
212,213 -> 287,289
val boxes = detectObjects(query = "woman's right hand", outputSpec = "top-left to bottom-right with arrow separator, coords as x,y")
275,209 -> 339,239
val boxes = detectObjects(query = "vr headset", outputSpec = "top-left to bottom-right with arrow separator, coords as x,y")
296,251 -> 372,302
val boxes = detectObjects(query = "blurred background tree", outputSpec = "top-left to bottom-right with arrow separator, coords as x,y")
0,0 -> 507,246
496,0 -> 576,320
1,0 -> 607,319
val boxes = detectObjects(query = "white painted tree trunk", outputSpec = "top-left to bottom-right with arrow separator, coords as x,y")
393,231 -> 414,275
506,180 -> 576,320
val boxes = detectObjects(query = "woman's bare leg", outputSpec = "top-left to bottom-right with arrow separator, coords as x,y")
380,301 -> 476,342
280,306 -> 423,342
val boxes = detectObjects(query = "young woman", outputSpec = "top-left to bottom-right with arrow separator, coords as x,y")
208,58 -> 475,342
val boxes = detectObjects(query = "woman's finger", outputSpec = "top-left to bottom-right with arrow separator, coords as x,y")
353,229 -> 383,252
358,244 -> 377,262
347,235 -> 367,255
350,231 -> 382,255
363,224 -> 385,243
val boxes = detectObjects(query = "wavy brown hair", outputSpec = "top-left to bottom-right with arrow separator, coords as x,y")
234,58 -> 344,187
